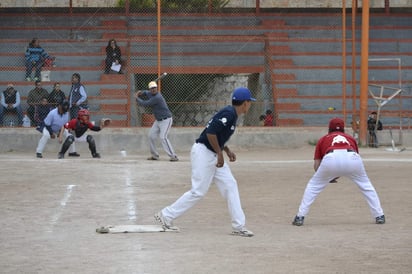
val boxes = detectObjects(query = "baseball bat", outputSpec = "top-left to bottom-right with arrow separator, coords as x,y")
153,72 -> 167,82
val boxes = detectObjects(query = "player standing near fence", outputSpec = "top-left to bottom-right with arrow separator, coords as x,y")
155,87 -> 256,237
134,81 -> 179,162
292,117 -> 385,226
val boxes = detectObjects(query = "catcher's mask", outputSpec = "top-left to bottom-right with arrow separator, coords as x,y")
78,109 -> 90,123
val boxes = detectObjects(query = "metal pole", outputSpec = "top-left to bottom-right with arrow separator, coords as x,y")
342,0 -> 347,121
351,0 -> 357,119
359,0 -> 370,146
125,0 -> 130,16
385,0 -> 390,14
157,0 -> 162,89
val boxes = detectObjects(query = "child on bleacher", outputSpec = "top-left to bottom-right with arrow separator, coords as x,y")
25,38 -> 55,81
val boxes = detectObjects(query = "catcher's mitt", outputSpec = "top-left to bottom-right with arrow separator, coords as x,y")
100,118 -> 112,128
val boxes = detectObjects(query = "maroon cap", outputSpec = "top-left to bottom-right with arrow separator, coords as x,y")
329,118 -> 345,132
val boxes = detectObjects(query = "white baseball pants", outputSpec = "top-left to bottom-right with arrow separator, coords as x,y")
162,143 -> 246,230
297,149 -> 384,218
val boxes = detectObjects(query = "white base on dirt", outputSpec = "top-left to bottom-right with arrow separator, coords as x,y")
96,224 -> 180,233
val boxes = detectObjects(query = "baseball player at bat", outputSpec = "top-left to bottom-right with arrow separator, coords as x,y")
134,80 -> 179,162
154,87 -> 256,237
292,117 -> 385,226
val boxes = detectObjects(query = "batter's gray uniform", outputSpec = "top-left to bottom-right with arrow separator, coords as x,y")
135,86 -> 178,161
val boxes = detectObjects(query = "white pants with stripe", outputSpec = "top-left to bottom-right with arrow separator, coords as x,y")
148,117 -> 177,159
162,143 -> 246,230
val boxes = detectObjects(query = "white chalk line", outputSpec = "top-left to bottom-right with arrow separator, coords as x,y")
124,169 -> 137,221
47,184 -> 76,233
245,158 -> 412,164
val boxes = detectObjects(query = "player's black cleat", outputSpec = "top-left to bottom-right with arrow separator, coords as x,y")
292,215 -> 304,226
92,153 -> 101,158
68,152 -> 80,157
36,153 -> 43,158
375,215 -> 385,224
58,153 -> 64,159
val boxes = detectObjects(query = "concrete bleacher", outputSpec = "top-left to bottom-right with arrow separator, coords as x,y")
0,11 -> 411,128
265,13 -> 412,127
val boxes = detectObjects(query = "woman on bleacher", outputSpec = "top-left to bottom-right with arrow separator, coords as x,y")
104,39 -> 123,74
24,38 -> 54,81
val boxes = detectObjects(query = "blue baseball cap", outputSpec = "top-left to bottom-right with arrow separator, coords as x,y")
232,87 -> 256,101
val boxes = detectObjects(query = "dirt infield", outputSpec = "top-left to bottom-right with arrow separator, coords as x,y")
0,146 -> 411,274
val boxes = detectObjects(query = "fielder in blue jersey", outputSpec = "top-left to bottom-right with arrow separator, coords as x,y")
155,87 -> 256,237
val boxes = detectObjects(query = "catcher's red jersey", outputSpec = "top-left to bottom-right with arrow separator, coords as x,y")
64,119 -> 100,138
314,132 -> 359,160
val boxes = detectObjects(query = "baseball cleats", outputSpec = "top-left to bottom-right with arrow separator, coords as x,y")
154,211 -> 172,229
231,228 -> 254,237
68,152 -> 80,157
36,153 -> 43,158
169,157 -> 179,162
375,215 -> 385,224
292,215 -> 305,226
58,152 -> 64,159
92,153 -> 101,158
147,156 -> 159,160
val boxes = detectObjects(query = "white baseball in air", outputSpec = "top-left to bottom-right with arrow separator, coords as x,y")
163,72 -> 167,76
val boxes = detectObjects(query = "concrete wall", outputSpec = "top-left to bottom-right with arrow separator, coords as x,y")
1,127 -> 410,155
2,0 -> 412,8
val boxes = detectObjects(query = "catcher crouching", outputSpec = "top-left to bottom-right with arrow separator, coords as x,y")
58,109 -> 106,159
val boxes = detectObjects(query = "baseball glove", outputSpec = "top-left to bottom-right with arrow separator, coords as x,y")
100,118 -> 112,128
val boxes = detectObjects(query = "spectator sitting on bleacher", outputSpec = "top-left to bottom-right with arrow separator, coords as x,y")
104,39 -> 123,74
34,97 -> 52,126
264,109 -> 274,127
0,84 -> 23,126
27,80 -> 49,126
25,38 -> 55,81
48,82 -> 66,107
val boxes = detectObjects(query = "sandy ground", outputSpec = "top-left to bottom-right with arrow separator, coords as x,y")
0,145 -> 411,274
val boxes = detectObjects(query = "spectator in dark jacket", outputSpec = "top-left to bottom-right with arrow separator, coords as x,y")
34,97 -> 52,126
48,82 -> 66,107
25,38 -> 54,81
0,84 -> 24,126
104,39 -> 123,74
27,80 -> 49,125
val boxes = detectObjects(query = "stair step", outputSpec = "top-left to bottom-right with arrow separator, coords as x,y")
102,20 -> 127,27
100,88 -> 128,97
269,45 -> 291,54
100,104 -> 128,112
276,103 -> 301,111
272,59 -> 294,66
277,88 -> 298,96
261,20 -> 286,26
277,119 -> 304,126
100,74 -> 127,82
102,33 -> 127,39
273,73 -> 296,81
